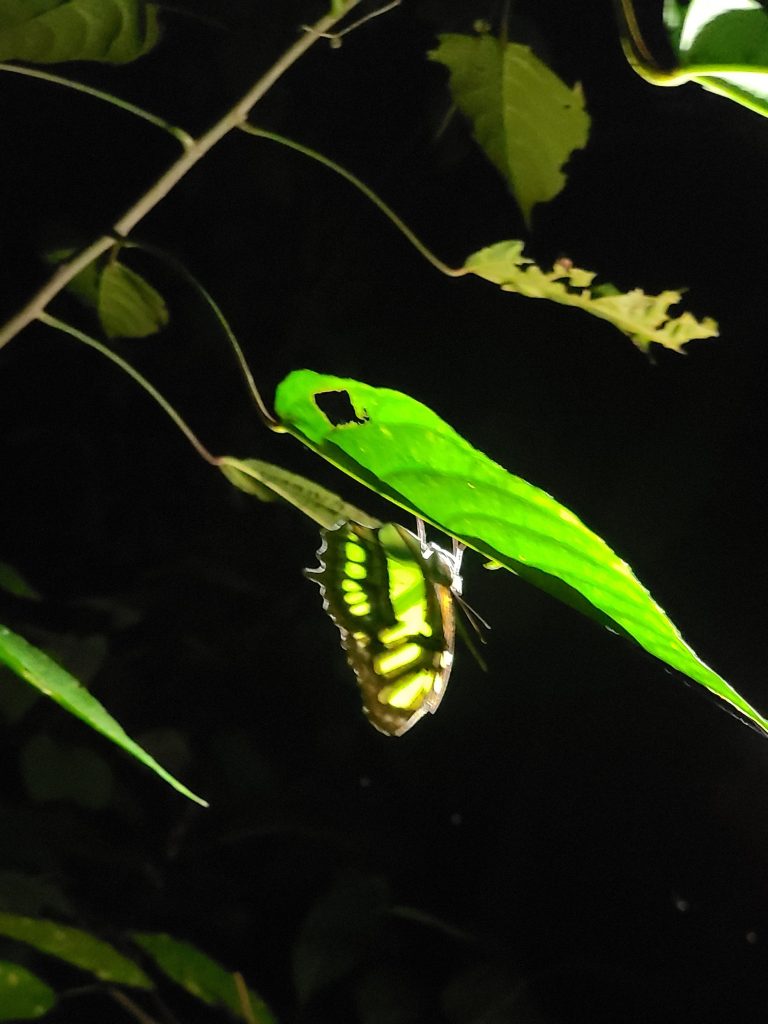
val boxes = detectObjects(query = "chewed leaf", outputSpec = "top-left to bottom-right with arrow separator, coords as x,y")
274,370 -> 768,737
463,240 -> 719,352
0,962 -> 55,1021
0,913 -> 152,988
0,0 -> 160,65
132,933 -> 276,1023
429,32 -> 589,223
0,625 -> 207,806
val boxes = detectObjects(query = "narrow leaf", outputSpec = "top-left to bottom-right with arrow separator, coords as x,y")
429,32 -> 589,223
462,240 -> 718,352
274,370 -> 768,736
0,624 -> 208,806
0,0 -> 160,65
218,456 -> 381,529
0,913 -> 152,988
132,932 -> 276,1023
0,962 -> 55,1021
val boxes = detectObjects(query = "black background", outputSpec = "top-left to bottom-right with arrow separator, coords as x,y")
2,1 -> 768,1021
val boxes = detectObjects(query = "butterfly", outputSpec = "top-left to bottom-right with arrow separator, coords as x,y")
307,521 -> 464,736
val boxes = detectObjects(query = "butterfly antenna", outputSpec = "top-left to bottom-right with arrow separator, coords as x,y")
455,606 -> 488,673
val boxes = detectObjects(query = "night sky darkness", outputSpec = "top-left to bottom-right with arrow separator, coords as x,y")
2,2 -> 768,1022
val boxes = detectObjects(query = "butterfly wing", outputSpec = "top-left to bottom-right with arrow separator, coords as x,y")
308,522 -> 458,736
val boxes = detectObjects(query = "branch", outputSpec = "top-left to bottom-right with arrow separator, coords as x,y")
0,1 -> 361,350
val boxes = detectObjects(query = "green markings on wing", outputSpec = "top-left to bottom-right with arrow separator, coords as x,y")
308,521 -> 460,735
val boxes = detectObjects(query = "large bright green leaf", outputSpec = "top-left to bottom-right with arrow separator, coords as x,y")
274,370 -> 768,736
132,933 -> 276,1023
0,0 -> 160,64
462,240 -> 718,352
0,913 -> 152,988
0,625 -> 207,806
0,962 -> 55,1021
429,32 -> 589,223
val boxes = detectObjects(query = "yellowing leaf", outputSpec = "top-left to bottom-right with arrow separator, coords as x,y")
430,32 -> 589,223
218,456 -> 380,529
463,240 -> 719,352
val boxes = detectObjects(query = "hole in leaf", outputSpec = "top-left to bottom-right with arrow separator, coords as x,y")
315,391 -> 369,426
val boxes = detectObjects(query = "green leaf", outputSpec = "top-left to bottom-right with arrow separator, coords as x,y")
274,370 -> 768,737
676,1 -> 768,65
0,624 -> 208,806
429,32 -> 589,223
462,240 -> 718,352
0,913 -> 152,988
293,875 -> 390,1005
665,1 -> 768,118
0,962 -> 55,1021
0,560 -> 40,600
219,456 -> 381,529
131,932 -> 276,1023
0,0 -> 160,65
98,261 -> 169,338
48,250 -> 169,338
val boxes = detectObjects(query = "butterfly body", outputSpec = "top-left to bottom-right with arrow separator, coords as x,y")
308,522 -> 462,736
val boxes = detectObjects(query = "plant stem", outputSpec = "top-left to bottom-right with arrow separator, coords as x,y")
120,240 -> 283,431
0,62 -> 194,148
240,124 -> 462,277
38,313 -> 218,465
0,0 -> 362,351
233,972 -> 258,1024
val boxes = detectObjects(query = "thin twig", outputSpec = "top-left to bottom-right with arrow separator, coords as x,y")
119,240 -> 283,430
233,972 -> 257,1024
0,62 -> 194,148
239,124 -> 461,277
303,0 -> 401,49
107,987 -> 162,1024
0,0 -> 361,351
38,313 -> 219,465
